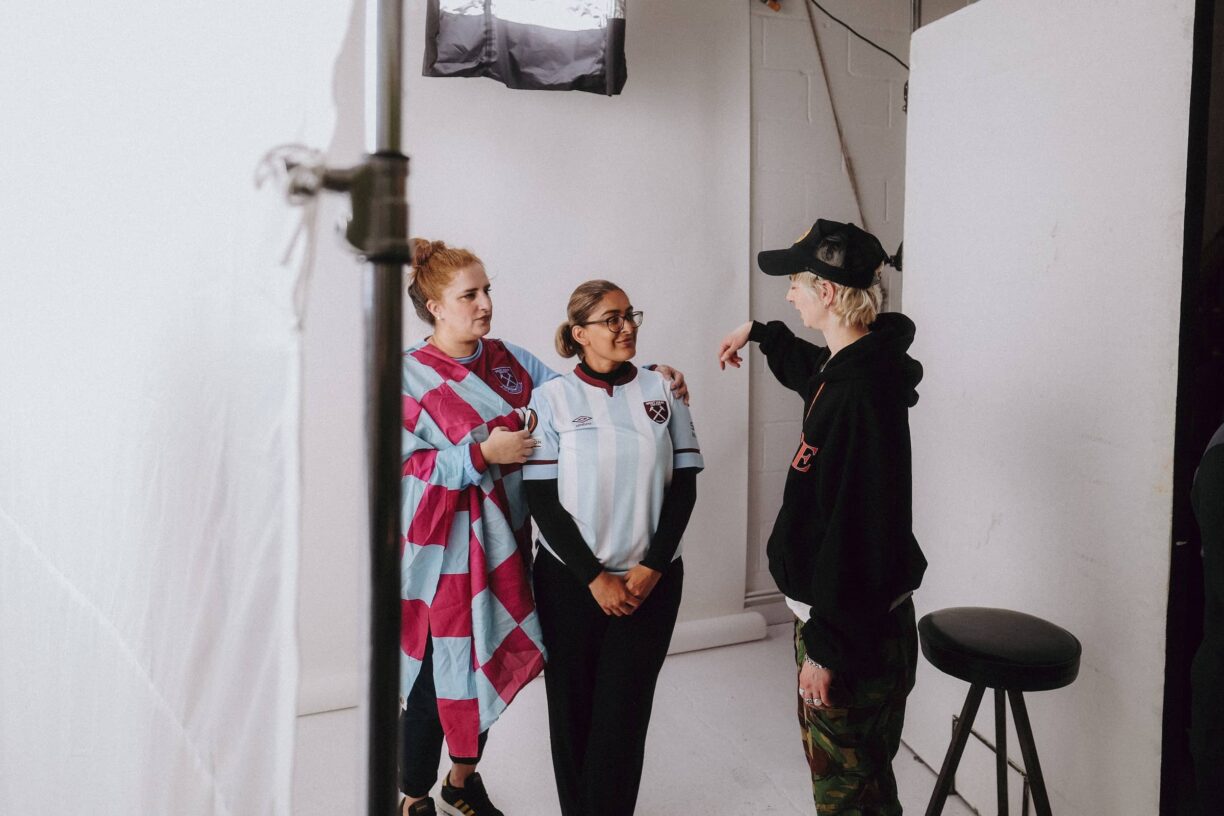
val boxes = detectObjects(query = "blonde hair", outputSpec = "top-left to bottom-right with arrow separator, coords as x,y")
791,270 -> 883,329
408,238 -> 483,325
555,279 -> 624,359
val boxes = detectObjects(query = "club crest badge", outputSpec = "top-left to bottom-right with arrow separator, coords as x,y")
644,400 -> 669,424
493,366 -> 523,395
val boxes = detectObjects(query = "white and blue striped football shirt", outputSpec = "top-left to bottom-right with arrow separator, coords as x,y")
524,365 -> 703,573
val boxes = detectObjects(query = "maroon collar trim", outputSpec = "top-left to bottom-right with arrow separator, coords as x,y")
574,362 -> 638,396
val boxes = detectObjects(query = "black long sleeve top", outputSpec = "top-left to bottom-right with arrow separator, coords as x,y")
751,315 -> 927,675
1194,423 -> 1224,646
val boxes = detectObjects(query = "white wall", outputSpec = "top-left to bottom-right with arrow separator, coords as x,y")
1206,5 -> 1224,247
0,3 -> 350,814
903,1 -> 1196,812
745,0 -> 912,610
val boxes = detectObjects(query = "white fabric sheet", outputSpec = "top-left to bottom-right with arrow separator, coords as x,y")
0,2 -> 351,813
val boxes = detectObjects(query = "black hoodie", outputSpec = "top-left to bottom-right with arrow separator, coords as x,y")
751,312 -> 927,675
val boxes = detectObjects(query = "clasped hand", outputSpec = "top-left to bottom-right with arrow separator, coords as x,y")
480,426 -> 537,465
588,565 -> 661,616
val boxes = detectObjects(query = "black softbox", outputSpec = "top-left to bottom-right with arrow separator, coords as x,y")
424,0 -> 627,95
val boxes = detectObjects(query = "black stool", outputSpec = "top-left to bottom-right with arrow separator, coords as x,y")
918,607 -> 1081,816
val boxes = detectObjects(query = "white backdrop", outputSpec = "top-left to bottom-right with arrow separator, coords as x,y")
0,2 -> 349,813
297,0 -> 755,722
903,1 -> 1195,812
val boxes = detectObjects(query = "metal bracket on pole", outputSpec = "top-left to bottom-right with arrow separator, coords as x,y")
267,147 -> 412,264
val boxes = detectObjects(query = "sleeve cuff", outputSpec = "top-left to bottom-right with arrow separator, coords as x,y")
522,460 -> 558,480
749,320 -> 795,353
800,619 -> 837,672
640,553 -> 672,572
673,451 -> 704,471
574,559 -> 604,585
468,441 -> 488,474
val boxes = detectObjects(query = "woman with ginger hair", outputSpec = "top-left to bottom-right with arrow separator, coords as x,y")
399,243 -> 687,816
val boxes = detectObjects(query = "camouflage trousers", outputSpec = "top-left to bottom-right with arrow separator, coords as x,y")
794,600 -> 917,815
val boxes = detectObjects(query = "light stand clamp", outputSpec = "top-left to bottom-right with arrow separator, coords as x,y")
267,146 -> 412,264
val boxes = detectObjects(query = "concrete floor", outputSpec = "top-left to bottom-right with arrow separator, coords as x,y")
294,623 -> 977,815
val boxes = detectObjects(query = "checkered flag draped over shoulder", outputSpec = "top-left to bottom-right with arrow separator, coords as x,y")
399,341 -> 546,758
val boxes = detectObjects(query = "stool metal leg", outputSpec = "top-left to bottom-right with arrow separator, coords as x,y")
925,683 -> 986,816
995,688 -> 1008,816
1008,690 -> 1053,816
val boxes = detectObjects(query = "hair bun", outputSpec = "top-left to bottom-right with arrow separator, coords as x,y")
411,238 -> 445,268
555,321 -> 578,359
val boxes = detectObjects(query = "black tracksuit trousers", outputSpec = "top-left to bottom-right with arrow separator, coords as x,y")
532,549 -> 683,816
1191,633 -> 1224,813
399,636 -> 488,798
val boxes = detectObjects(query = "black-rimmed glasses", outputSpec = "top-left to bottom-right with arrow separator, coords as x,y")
579,310 -> 644,333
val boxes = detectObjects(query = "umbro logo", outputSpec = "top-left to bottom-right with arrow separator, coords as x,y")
572,416 -> 593,426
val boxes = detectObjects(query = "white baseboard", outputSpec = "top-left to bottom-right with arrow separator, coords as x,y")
667,610 -> 768,655
297,671 -> 362,716
298,610 -> 773,715
744,589 -> 795,626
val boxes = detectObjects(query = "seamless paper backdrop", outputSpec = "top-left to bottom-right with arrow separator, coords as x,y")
903,1 -> 1195,812
0,2 -> 350,813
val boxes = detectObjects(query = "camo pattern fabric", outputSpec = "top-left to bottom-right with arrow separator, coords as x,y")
794,601 -> 917,815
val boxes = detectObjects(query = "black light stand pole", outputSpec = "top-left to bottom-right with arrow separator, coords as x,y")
366,247 -> 405,816
364,1 -> 408,814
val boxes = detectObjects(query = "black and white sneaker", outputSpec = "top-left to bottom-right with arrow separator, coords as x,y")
438,772 -> 504,816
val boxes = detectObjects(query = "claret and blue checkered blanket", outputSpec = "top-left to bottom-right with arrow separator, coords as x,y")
400,339 -> 546,758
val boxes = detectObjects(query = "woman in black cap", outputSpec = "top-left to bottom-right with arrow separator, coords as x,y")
717,220 -> 927,815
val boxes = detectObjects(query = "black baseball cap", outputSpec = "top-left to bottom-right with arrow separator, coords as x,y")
757,219 -> 889,289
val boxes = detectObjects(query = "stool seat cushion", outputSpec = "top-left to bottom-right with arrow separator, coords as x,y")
918,607 -> 1081,691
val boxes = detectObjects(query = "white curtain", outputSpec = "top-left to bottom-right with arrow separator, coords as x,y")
0,2 -> 352,813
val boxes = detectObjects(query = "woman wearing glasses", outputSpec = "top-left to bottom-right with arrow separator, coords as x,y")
524,280 -> 703,816
399,246 -> 688,816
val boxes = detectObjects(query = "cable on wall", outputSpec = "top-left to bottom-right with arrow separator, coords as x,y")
802,1 -> 869,233
810,0 -> 911,113
808,0 -> 910,70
